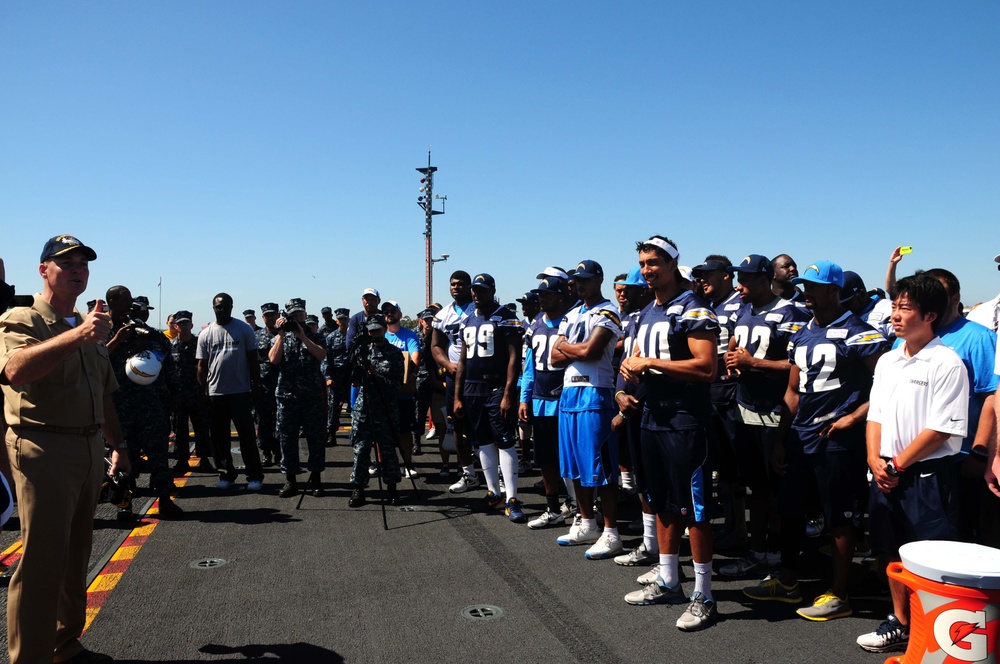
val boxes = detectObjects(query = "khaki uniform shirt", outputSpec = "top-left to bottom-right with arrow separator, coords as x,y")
0,294 -> 118,428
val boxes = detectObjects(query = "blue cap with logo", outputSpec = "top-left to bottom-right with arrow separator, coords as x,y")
531,276 -> 568,295
472,273 -> 496,290
791,260 -> 845,288
573,260 -> 603,279
726,255 -> 774,279
40,235 -> 97,263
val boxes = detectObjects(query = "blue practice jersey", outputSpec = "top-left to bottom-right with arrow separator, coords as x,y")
460,304 -> 524,396
729,297 -> 810,411
788,312 -> 888,453
630,290 -> 719,430
521,314 -> 565,417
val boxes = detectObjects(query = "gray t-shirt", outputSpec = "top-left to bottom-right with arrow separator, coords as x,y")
196,319 -> 258,396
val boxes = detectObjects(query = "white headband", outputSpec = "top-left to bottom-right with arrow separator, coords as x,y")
645,237 -> 679,260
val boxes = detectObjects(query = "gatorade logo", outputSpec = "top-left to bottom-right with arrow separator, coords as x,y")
932,607 -> 990,661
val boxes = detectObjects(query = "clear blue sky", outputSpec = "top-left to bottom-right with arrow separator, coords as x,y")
2,2 -> 997,327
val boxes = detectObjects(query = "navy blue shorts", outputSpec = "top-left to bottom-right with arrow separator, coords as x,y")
640,426 -> 709,522
779,432 -> 866,530
868,455 -> 960,556
532,415 -> 559,467
463,390 -> 516,449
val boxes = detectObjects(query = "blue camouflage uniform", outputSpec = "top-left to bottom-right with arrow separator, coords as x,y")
276,323 -> 327,476
349,338 -> 404,487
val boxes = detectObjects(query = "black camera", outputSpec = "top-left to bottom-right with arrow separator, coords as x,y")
278,311 -> 300,333
100,458 -> 133,509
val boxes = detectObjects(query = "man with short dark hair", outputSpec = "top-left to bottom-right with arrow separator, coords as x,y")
771,254 -> 803,303
196,293 -> 265,490
857,273 -> 969,654
432,271 -> 479,493
255,303 -> 281,466
318,306 -> 337,336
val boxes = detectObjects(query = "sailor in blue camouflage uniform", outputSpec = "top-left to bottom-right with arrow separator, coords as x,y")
270,298 -> 327,498
255,302 -> 281,466
165,309 -> 213,475
348,313 -> 404,508
105,285 -> 181,519
323,307 -> 351,445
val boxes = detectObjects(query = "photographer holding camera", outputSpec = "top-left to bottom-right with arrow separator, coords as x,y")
269,298 -> 327,498
348,313 -> 404,507
106,285 -> 180,520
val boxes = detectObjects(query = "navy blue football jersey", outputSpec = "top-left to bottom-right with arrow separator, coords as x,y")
629,290 -> 719,430
729,297 -> 810,410
460,304 -> 524,396
524,315 -> 565,402
788,312 -> 888,453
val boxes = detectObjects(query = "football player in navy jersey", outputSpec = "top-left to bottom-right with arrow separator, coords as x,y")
520,276 -> 574,528
611,266 -> 661,568
692,256 -> 746,550
550,260 -> 624,560
841,271 -> 894,341
454,273 -> 526,522
743,261 -> 888,621
431,271 -> 479,493
619,236 -> 720,630
722,255 -> 811,579
771,254 -> 803,303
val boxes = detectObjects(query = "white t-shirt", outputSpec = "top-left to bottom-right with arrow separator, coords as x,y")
195,319 -> 258,396
868,337 -> 969,459
558,300 -> 622,389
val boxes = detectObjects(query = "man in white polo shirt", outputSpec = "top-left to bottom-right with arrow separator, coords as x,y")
857,274 -> 969,654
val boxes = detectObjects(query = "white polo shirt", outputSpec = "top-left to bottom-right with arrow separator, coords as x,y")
868,336 -> 969,460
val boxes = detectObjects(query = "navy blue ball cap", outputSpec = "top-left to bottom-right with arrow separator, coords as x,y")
840,271 -> 866,302
574,260 -> 603,279
174,310 -> 193,323
531,277 -> 568,295
516,292 -> 540,304
726,255 -> 773,278
40,235 -> 97,263
472,273 -> 496,290
691,260 -> 729,276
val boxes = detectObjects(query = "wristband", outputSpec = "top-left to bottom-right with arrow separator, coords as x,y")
619,411 -> 630,421
615,390 -> 626,397
970,447 -> 990,462
891,455 -> 907,473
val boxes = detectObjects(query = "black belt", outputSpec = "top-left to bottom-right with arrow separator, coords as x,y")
13,424 -> 101,436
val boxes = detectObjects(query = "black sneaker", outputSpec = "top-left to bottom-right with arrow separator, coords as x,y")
349,487 -> 366,508
309,472 -> 324,497
158,497 -> 183,519
278,481 -> 299,498
194,459 -> 216,473
116,508 -> 135,523
412,441 -> 423,456
325,431 -> 337,448
387,484 -> 401,506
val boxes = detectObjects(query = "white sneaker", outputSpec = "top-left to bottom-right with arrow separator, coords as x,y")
246,480 -> 263,491
216,479 -> 233,489
720,550 -> 775,577
426,427 -> 438,440
584,532 -> 624,560
449,472 -> 480,494
368,464 -> 380,477
556,516 -> 600,546
403,467 -> 418,479
637,564 -> 661,585
560,499 -> 578,520
527,509 -> 566,530
614,542 -> 658,566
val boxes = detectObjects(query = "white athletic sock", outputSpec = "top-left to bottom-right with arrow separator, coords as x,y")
642,513 -> 659,554
498,446 -> 519,501
621,471 -> 635,491
564,478 -> 577,502
693,561 -> 714,602
463,463 -> 476,478
582,518 -> 597,531
659,553 -> 679,588
603,526 -> 619,539
478,445 -> 500,495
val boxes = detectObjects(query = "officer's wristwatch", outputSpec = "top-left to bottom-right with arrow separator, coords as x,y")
885,459 -> 901,477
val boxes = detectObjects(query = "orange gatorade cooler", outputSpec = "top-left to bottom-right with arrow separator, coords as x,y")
885,540 -> 1000,664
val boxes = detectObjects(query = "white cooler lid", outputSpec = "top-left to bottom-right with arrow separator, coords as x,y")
899,540 -> 1000,590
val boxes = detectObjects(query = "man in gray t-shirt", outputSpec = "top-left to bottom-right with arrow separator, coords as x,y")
196,292 -> 264,489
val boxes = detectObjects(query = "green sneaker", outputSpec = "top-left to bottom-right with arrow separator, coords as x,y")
742,574 -> 802,604
797,592 -> 852,621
